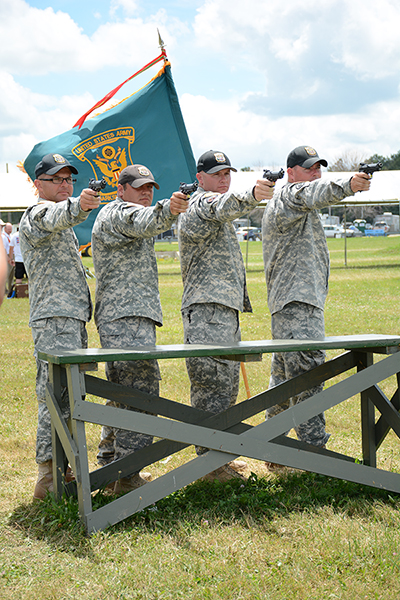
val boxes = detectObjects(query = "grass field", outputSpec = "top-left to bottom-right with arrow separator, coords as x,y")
0,235 -> 399,599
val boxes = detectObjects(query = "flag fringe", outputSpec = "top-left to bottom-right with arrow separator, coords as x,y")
17,160 -> 38,196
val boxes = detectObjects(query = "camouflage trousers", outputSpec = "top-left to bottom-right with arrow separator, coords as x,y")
267,302 -> 330,447
31,317 -> 88,464
97,317 -> 161,470
182,303 -> 241,454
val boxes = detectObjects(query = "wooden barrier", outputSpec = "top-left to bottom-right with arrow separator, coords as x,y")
39,334 -> 400,533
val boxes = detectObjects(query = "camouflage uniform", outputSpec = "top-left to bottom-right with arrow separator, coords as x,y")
262,177 -> 355,446
92,196 -> 177,467
19,197 -> 92,463
178,185 -> 258,450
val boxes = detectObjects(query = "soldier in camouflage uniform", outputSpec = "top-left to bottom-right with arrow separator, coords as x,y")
262,146 -> 371,469
19,153 -> 100,499
91,164 -> 188,494
178,150 -> 275,482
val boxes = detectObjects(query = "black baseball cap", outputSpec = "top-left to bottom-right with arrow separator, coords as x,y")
118,165 -> 160,190
197,150 -> 237,174
287,146 -> 328,169
35,153 -> 78,178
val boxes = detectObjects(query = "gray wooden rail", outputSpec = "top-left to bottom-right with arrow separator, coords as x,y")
38,334 -> 400,533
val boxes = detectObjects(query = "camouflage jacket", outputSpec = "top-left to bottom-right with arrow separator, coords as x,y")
262,177 -> 354,315
92,197 -> 177,328
178,186 -> 259,313
19,197 -> 92,326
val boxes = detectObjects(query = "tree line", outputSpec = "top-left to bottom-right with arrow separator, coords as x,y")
328,149 -> 400,172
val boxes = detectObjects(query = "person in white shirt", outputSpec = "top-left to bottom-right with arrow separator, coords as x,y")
1,222 -> 15,295
9,227 -> 27,284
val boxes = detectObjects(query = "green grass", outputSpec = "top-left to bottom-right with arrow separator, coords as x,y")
0,235 -> 399,599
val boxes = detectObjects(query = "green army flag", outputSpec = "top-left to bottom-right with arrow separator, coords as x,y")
23,60 -> 196,248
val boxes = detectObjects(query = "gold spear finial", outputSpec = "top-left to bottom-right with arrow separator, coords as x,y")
158,29 -> 166,52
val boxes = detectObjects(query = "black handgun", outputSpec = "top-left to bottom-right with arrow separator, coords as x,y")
179,181 -> 198,197
359,162 -> 382,176
263,168 -> 285,183
88,178 -> 107,193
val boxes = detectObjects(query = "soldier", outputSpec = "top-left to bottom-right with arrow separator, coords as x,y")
91,164 -> 188,494
262,145 -> 371,470
19,153 -> 100,499
178,150 -> 274,483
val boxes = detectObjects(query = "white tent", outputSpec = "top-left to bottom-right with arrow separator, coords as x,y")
1,168 -> 399,213
230,169 -> 400,206
0,171 -> 37,213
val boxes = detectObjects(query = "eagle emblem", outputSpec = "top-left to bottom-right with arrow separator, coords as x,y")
93,145 -> 128,186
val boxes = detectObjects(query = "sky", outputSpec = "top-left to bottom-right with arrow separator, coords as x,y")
1,0 -> 400,174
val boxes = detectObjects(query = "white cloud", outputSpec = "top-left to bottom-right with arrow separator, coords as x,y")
180,91 -> 400,169
0,0 -> 180,75
0,70 -> 96,168
193,0 -> 400,80
110,0 -> 140,17
0,0 -> 92,75
332,0 -> 400,79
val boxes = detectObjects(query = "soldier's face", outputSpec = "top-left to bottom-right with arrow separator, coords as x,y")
287,162 -> 322,184
120,182 -> 154,207
197,168 -> 231,194
35,167 -> 74,203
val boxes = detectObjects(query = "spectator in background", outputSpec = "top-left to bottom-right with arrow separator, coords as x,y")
1,222 -> 15,296
9,225 -> 27,285
0,235 -> 7,306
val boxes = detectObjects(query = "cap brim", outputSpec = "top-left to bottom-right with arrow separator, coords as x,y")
301,158 -> 328,169
129,178 -> 160,190
46,164 -> 79,175
202,165 -> 237,174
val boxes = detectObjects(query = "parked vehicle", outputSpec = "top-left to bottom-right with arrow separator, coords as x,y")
323,225 -> 358,238
323,225 -> 343,238
236,227 -> 261,241
374,221 -> 390,234
347,225 -> 363,237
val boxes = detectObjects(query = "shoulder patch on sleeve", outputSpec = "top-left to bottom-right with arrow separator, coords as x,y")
203,192 -> 219,202
294,182 -> 310,190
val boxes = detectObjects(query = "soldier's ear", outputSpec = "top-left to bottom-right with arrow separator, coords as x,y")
287,168 -> 294,184
117,183 -> 125,198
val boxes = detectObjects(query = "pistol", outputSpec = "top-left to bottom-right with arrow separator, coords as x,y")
359,162 -> 382,176
179,181 -> 198,197
88,178 -> 107,193
263,168 -> 285,183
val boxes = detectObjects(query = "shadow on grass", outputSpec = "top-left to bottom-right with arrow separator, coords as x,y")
8,471 -> 400,552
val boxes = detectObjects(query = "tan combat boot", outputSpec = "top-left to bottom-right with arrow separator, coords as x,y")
202,464 -> 247,483
113,472 -> 152,495
229,459 -> 248,472
33,460 -> 54,500
33,461 -> 75,500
